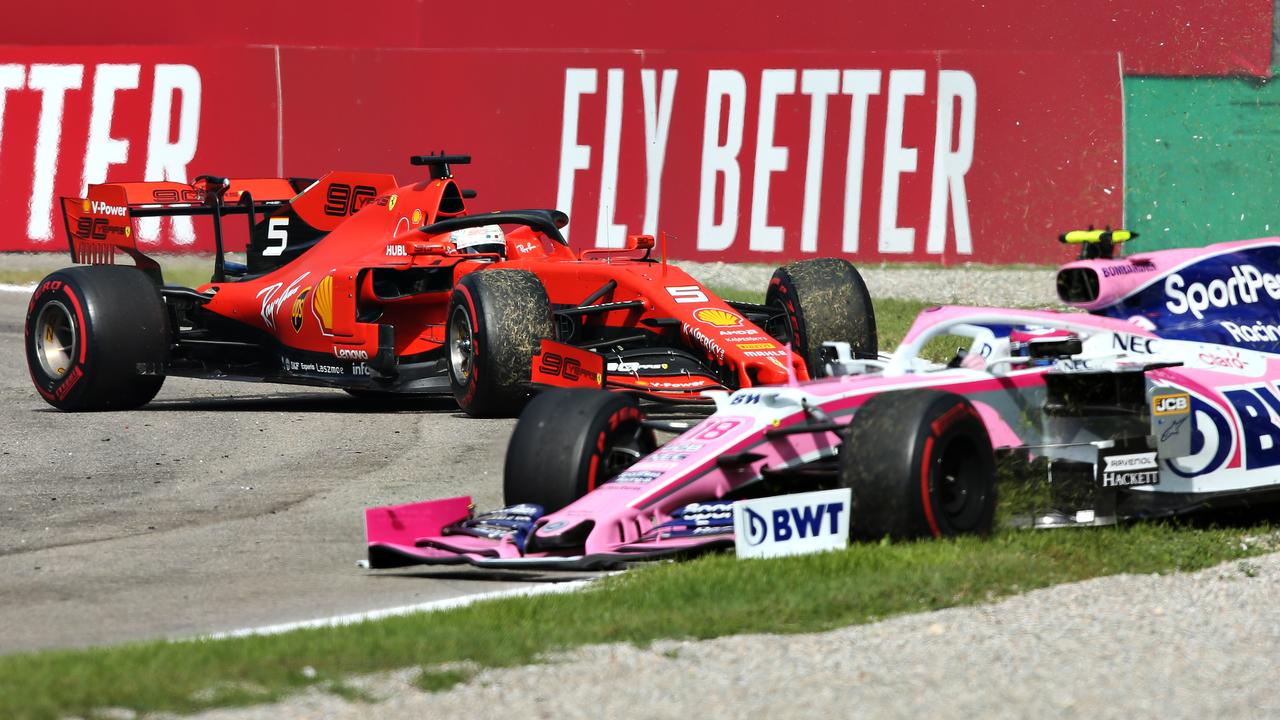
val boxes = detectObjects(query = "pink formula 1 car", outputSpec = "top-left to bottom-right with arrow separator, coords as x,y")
364,231 -> 1280,569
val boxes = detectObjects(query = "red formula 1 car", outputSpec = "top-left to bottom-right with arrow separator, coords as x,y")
25,155 -> 875,415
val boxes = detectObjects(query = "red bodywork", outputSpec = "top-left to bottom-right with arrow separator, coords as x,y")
58,159 -> 806,403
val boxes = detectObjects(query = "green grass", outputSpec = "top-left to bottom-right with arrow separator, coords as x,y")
0,522 -> 1272,720
415,667 -> 477,693
716,286 -> 964,361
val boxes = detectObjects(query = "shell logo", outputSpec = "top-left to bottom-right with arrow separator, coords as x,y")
81,200 -> 91,212
411,208 -> 423,225
693,307 -> 743,328
311,275 -> 334,333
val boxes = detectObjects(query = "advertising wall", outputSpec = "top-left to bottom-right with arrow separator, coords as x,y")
0,0 -> 1269,262
4,0 -> 1270,76
0,46 -> 1122,264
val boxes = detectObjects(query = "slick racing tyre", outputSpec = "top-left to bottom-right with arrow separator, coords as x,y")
504,389 -> 657,512
447,269 -> 555,417
840,389 -> 996,540
766,258 -> 877,378
25,266 -> 169,411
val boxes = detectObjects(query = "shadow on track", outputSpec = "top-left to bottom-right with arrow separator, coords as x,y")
1153,499 -> 1280,532
139,391 -> 464,415
368,568 -> 615,583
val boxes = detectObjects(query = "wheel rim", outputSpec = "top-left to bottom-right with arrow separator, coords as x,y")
448,305 -> 475,384
765,298 -> 795,346
34,300 -> 78,379
933,435 -> 988,531
599,424 -> 652,481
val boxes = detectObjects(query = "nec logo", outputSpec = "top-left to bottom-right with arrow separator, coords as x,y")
733,489 -> 851,559
1153,393 -> 1190,415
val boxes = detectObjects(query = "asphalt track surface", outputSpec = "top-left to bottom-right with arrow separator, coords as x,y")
0,286 -> 589,654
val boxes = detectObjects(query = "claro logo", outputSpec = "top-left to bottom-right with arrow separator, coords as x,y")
1164,265 -> 1280,319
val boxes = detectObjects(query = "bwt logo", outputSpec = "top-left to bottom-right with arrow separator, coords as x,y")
744,501 -> 846,546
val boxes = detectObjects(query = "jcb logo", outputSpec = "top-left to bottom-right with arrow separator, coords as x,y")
1153,393 -> 1190,415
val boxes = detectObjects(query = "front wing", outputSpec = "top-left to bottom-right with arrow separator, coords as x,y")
364,497 -> 732,570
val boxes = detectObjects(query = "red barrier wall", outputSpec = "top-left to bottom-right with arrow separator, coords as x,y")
0,46 -> 1124,263
5,0 -> 1271,76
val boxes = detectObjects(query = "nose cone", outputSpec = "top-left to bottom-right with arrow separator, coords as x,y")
752,362 -> 790,386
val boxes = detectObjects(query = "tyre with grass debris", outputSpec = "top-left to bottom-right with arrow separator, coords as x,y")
446,269 -> 555,417
766,258 -> 877,378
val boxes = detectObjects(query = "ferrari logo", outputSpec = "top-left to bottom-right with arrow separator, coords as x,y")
388,194 -> 398,212
291,287 -> 311,332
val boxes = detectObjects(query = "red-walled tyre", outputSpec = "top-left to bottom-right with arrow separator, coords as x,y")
841,389 -> 996,540
504,389 -> 656,512
766,258 -> 877,378
446,269 -> 554,417
25,266 -> 169,411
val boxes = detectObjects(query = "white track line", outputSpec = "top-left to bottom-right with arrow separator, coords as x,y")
198,577 -> 603,641
0,283 -> 34,294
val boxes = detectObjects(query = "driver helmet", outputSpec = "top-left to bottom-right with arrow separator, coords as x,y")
1010,326 -> 1076,366
450,224 -> 506,257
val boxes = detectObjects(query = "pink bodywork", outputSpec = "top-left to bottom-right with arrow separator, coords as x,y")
366,238 -> 1280,568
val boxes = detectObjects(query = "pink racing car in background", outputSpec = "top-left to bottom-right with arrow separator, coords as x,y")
364,230 -> 1280,569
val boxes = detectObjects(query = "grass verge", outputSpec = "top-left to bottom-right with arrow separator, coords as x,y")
0,521 -> 1274,719
716,287 -> 960,360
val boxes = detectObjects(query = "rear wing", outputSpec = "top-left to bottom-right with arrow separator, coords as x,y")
60,176 -> 308,280
61,172 -> 400,282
